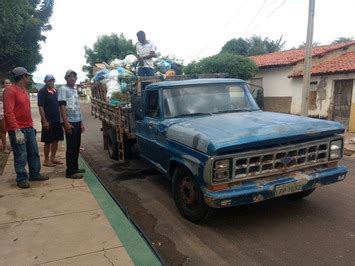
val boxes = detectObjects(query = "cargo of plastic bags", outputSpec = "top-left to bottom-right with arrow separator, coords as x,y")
93,69 -> 109,81
106,70 -> 121,99
117,67 -> 135,78
123,54 -> 137,66
109,58 -> 124,69
155,60 -> 171,73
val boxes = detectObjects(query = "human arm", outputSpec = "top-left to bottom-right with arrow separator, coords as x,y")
57,87 -> 73,134
3,89 -> 25,143
37,91 -> 49,130
39,107 -> 49,130
59,104 -> 73,134
80,121 -> 85,133
136,42 -> 158,60
3,88 -> 19,130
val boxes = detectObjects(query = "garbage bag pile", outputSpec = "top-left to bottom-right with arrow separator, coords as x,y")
92,54 -> 182,105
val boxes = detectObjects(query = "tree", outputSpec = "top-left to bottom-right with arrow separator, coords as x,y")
297,41 -> 320,49
184,53 -> 258,80
331,37 -> 354,44
220,35 -> 285,56
82,33 -> 135,77
0,0 -> 54,79
221,38 -> 250,56
264,36 -> 286,53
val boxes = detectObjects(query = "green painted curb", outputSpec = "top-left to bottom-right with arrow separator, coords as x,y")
79,156 -> 161,266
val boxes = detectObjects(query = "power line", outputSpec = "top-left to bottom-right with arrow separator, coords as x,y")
194,1 -> 249,60
242,0 -> 269,35
249,0 -> 288,33
266,0 -> 287,18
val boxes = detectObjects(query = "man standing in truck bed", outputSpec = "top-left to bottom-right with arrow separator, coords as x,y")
136,31 -> 157,76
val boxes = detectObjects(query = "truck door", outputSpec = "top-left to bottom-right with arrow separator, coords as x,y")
136,90 -> 161,164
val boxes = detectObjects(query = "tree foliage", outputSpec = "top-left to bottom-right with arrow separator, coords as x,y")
82,33 -> 135,77
221,35 -> 285,56
297,41 -> 320,49
221,38 -> 249,56
331,37 -> 354,44
0,0 -> 54,78
184,53 -> 258,80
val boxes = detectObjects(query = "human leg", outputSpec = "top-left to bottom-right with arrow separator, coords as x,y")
50,141 -> 62,164
50,123 -> 64,164
25,128 -> 42,178
0,119 -> 8,152
8,130 -> 29,186
65,122 -> 81,177
42,143 -> 55,167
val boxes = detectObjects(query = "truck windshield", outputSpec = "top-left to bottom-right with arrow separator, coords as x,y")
162,83 -> 259,118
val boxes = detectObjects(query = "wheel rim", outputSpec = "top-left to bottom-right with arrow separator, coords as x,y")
179,176 -> 201,209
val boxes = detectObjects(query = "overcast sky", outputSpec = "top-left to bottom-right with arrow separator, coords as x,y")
33,0 -> 355,84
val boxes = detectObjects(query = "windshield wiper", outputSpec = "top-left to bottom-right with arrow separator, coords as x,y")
172,112 -> 213,118
214,108 -> 259,114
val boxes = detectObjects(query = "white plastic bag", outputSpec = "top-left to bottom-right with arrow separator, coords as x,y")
106,70 -> 121,99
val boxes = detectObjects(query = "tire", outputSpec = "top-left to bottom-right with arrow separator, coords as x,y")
172,167 -> 215,223
285,188 -> 315,200
107,129 -> 118,160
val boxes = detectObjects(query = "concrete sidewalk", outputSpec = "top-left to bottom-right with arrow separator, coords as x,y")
0,97 -> 160,265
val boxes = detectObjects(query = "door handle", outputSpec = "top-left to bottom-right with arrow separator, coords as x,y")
148,122 -> 153,129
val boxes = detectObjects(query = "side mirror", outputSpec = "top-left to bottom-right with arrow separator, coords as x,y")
131,95 -> 144,121
248,83 -> 264,110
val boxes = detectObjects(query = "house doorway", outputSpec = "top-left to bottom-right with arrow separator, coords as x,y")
333,79 -> 353,126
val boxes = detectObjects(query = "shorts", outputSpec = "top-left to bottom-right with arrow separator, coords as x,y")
41,122 -> 64,143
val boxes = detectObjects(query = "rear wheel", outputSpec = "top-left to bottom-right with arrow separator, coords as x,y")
172,167 -> 215,223
285,188 -> 315,200
107,129 -> 118,160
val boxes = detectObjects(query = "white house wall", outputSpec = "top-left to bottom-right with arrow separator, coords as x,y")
253,66 -> 294,113
291,73 -> 355,118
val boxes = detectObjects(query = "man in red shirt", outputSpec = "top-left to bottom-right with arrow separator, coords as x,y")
4,67 -> 48,189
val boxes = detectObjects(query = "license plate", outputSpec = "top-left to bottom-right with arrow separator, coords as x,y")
274,181 -> 304,197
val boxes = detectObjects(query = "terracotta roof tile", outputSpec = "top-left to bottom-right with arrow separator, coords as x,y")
290,51 -> 355,78
250,41 -> 355,68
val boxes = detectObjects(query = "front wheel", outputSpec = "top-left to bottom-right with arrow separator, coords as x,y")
172,167 -> 215,223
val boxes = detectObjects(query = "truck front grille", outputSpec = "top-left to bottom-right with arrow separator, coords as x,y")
233,140 -> 329,179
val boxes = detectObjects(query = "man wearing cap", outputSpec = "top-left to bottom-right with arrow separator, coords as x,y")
38,74 -> 64,167
58,70 -> 85,179
3,67 -> 49,189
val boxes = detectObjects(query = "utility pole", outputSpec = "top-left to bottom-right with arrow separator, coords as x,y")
300,0 -> 315,116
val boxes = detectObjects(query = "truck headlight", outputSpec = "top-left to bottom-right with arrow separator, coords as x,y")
213,159 -> 231,182
329,139 -> 343,160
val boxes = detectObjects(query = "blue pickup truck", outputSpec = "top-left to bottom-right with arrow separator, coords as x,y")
91,77 -> 348,223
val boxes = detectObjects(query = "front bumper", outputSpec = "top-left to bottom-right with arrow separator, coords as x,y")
204,165 -> 348,208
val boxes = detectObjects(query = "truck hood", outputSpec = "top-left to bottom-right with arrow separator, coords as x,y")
166,111 -> 345,155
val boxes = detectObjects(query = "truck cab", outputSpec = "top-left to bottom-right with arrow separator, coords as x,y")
133,78 -> 347,223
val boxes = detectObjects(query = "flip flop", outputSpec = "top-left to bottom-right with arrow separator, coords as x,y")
43,161 -> 55,167
51,159 -> 64,165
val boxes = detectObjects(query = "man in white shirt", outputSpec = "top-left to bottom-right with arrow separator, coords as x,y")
136,31 -> 157,76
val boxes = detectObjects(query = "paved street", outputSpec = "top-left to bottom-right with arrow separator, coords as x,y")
80,102 -> 355,266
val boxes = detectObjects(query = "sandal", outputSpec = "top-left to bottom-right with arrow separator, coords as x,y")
43,161 -> 55,167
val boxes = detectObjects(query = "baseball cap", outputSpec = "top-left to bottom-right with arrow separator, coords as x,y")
12,67 -> 31,77
65,70 -> 77,78
44,74 -> 55,81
